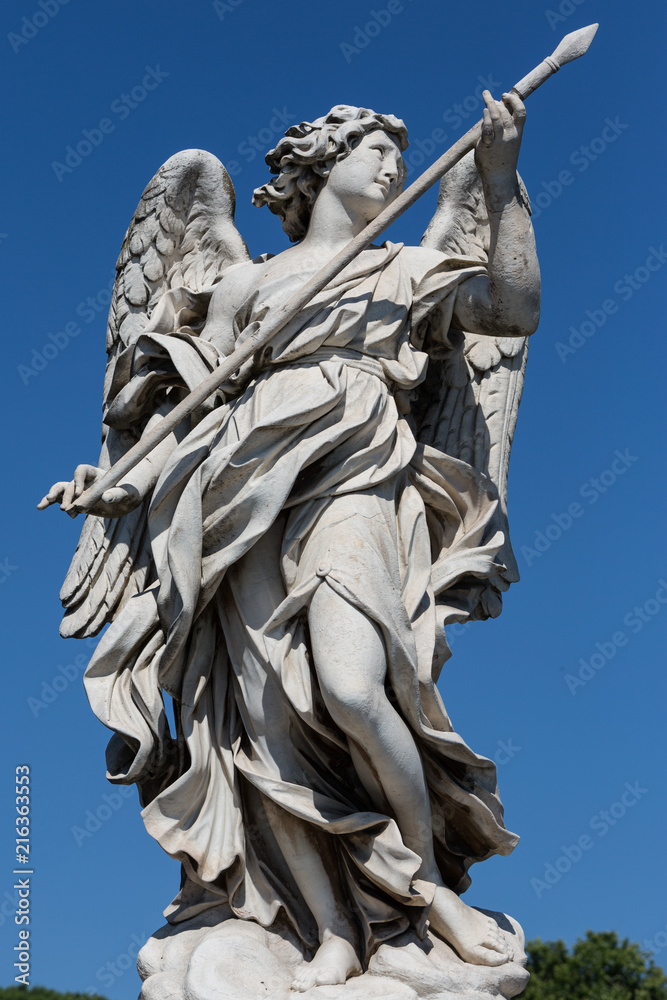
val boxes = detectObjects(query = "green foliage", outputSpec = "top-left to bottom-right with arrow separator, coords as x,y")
523,931 -> 667,999
0,988 -> 107,1000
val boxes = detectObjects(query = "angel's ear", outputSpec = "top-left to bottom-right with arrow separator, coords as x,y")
311,160 -> 335,180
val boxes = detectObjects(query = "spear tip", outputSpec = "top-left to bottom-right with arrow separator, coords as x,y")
552,23 -> 599,66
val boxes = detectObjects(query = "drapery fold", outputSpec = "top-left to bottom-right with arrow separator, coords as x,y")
84,243 -> 518,947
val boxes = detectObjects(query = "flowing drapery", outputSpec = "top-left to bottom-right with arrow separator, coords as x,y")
84,243 -> 518,951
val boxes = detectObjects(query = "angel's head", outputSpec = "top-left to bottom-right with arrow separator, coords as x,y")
252,104 -> 408,242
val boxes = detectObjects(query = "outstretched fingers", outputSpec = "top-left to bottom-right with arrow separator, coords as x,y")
38,464 -> 102,513
37,482 -> 69,510
62,465 -> 86,509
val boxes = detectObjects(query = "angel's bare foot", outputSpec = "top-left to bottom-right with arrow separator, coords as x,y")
428,885 -> 508,967
291,934 -> 361,992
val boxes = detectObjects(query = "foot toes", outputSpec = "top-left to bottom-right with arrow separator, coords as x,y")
483,936 -> 506,954
291,972 -> 312,992
476,946 -> 508,967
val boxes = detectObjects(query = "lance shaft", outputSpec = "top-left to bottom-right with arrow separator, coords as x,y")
66,24 -> 598,515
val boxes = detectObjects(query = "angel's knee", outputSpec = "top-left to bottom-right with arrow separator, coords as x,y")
321,680 -> 388,743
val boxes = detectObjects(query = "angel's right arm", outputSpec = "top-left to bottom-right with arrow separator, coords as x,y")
115,268 -> 249,503
38,395 -> 190,517
199,261 -> 256,355
111,396 -> 190,499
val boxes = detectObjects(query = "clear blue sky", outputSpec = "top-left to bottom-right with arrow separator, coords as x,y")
1,0 -> 665,995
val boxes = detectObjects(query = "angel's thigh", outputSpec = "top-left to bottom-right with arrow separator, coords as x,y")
309,584 -> 437,872
309,586 -> 423,772
308,583 -> 387,737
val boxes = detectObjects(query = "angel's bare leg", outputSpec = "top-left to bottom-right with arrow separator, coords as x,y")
261,799 -> 361,992
309,583 -> 508,967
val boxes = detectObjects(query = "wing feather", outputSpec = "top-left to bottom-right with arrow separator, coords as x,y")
60,149 -> 250,638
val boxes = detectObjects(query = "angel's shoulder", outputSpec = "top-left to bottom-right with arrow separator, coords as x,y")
398,244 -> 450,282
208,255 -> 270,316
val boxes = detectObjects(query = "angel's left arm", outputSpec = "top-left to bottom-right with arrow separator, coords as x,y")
452,91 -> 540,339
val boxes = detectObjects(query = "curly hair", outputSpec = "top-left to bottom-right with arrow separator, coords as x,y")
252,104 -> 409,242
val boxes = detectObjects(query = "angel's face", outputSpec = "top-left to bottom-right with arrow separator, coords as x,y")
324,130 -> 404,223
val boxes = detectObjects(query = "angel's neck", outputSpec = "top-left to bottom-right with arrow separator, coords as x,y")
299,189 -> 369,257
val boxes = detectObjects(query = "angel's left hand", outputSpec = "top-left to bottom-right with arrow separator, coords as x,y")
474,90 -> 526,193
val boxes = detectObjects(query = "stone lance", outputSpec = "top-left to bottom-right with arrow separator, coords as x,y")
58,23 -> 598,516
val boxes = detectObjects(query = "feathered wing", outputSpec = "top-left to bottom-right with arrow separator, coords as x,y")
60,150 -> 250,638
417,150 -> 532,618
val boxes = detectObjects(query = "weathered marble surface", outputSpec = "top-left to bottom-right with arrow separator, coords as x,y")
42,98 -> 541,994
138,907 -> 528,1000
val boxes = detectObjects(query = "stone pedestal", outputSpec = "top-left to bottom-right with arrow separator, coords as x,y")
138,906 -> 529,1000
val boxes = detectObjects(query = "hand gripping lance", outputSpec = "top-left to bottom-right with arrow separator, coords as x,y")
59,24 -> 598,516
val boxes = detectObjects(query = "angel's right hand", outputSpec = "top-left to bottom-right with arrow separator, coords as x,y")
37,464 -> 143,519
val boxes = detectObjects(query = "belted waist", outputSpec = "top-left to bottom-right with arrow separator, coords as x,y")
271,347 -> 389,384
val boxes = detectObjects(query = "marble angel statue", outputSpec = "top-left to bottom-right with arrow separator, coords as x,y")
41,91 -> 540,992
